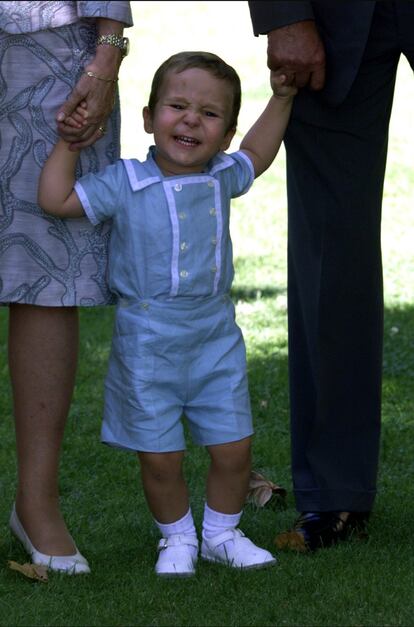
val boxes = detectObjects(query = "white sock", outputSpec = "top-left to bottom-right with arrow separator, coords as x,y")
202,503 -> 242,540
154,508 -> 197,539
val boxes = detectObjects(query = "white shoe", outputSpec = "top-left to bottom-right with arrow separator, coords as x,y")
201,528 -> 277,570
10,504 -> 90,575
155,533 -> 198,577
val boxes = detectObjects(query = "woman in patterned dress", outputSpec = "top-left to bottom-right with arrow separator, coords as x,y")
0,1 -> 132,573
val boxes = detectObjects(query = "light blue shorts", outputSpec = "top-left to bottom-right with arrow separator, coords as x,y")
101,294 -> 254,452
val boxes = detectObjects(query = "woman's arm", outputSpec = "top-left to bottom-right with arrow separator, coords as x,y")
38,140 -> 84,218
56,17 -> 128,150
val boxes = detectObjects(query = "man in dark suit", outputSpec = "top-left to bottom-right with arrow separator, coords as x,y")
248,1 -> 414,550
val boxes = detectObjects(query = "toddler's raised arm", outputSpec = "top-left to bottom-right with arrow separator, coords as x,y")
240,73 -> 297,178
38,139 -> 85,218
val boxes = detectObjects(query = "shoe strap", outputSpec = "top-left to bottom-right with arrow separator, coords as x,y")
157,534 -> 198,551
205,527 -> 245,548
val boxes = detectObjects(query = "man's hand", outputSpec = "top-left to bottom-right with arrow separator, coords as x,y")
267,20 -> 326,91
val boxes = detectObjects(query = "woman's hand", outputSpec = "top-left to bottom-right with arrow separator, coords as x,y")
56,18 -> 125,150
56,71 -> 116,150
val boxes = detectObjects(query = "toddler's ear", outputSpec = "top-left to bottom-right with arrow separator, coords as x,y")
220,127 -> 236,152
143,106 -> 153,134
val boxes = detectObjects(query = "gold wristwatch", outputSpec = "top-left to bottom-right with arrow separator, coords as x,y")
96,34 -> 130,58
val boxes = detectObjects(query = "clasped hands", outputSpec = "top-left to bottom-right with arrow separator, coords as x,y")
267,20 -> 326,95
56,21 -> 326,147
56,69 -> 117,150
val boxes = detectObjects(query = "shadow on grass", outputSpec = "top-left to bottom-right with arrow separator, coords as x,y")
231,285 -> 285,301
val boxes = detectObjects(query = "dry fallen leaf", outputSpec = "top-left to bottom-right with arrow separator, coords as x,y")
8,561 -> 48,583
245,470 -> 287,508
275,531 -> 308,552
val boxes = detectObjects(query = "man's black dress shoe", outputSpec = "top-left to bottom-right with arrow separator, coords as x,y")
275,511 -> 370,552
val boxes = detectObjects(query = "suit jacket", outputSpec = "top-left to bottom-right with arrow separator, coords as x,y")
248,1 -> 376,105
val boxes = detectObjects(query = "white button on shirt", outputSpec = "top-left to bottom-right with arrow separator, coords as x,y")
77,147 -> 255,301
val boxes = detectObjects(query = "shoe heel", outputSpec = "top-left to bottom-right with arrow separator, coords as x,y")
9,504 -> 90,575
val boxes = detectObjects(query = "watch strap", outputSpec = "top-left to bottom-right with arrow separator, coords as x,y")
96,34 -> 128,56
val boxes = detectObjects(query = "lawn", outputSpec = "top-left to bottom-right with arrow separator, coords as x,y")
0,2 -> 413,626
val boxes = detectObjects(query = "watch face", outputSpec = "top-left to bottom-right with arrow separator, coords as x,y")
123,37 -> 130,56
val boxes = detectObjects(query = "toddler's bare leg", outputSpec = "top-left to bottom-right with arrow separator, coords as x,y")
137,450 -> 189,522
138,451 -> 198,576
206,436 -> 252,513
201,436 -> 276,568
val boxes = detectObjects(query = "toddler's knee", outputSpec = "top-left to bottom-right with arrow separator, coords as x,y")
208,437 -> 252,473
139,451 -> 184,482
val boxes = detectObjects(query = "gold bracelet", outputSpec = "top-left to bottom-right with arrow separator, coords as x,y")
84,70 -> 118,83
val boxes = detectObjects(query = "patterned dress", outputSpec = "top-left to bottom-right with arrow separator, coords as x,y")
0,1 -> 133,305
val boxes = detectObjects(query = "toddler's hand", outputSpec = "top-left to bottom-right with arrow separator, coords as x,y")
270,72 -> 298,99
64,100 -> 88,129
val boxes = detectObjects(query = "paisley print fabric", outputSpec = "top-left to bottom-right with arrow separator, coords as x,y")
0,1 -> 133,34
0,2 -> 132,306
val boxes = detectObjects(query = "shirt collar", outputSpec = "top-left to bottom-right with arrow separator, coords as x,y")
123,146 -> 237,191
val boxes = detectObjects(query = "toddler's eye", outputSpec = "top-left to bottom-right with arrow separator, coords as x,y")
205,111 -> 218,118
171,104 -> 184,110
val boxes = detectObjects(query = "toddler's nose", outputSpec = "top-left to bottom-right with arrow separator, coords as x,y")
183,109 -> 200,127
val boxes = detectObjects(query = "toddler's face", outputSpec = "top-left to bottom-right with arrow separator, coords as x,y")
143,68 -> 236,176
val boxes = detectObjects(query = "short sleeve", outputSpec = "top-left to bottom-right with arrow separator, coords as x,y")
76,1 -> 133,26
74,160 -> 127,225
221,150 -> 255,199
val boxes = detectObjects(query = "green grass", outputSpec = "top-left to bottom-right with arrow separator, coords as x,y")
1,3 -> 414,625
0,257 -> 413,627
0,186 -> 413,626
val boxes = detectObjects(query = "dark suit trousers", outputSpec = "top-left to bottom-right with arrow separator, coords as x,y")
285,1 -> 414,511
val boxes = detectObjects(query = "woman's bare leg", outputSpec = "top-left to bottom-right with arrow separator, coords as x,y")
8,303 -> 79,555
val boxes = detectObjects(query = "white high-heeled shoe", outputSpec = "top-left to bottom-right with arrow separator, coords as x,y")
10,504 -> 90,575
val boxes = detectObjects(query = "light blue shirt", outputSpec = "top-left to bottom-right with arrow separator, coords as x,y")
75,147 -> 254,302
